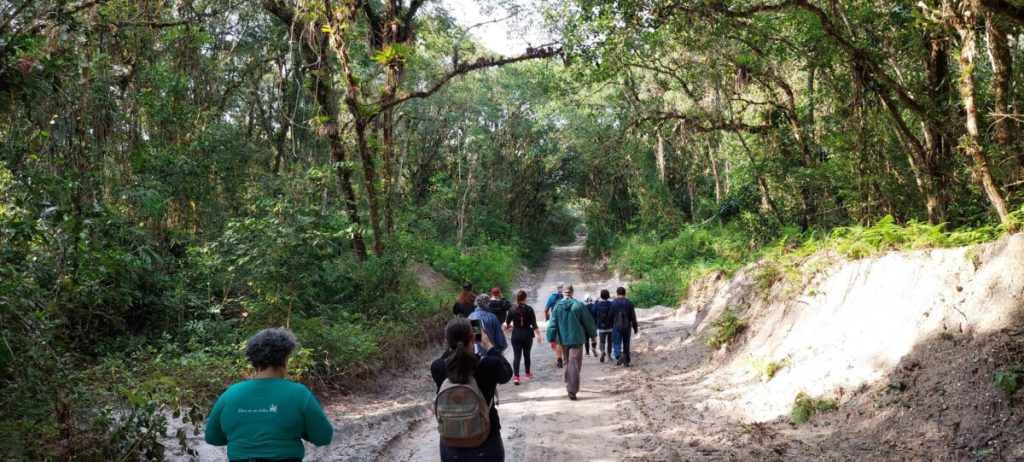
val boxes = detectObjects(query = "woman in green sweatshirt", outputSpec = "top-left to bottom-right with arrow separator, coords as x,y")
205,328 -> 334,461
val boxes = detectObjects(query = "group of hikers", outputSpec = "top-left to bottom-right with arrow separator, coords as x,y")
437,282 -> 639,460
201,282 -> 637,462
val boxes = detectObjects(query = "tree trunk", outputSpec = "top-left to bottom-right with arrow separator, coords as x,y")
985,15 -> 1015,148
738,134 -> 783,225
352,117 -> 386,256
877,90 -> 946,223
947,0 -> 1013,227
263,1 -> 368,259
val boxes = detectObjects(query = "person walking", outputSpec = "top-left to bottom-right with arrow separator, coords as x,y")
431,318 -> 513,461
505,290 -> 541,385
583,294 -> 596,356
487,287 -> 511,325
610,287 -> 639,366
205,328 -> 333,461
544,283 -> 564,321
544,283 -> 565,367
592,289 -> 614,363
546,285 -> 598,400
469,294 -> 507,353
452,283 -> 476,318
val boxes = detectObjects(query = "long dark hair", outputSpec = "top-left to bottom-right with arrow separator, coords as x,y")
456,286 -> 475,307
509,290 -> 529,320
444,318 -> 479,383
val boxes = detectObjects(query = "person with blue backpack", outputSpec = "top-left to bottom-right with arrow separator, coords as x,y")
609,286 -> 639,366
431,318 -> 512,461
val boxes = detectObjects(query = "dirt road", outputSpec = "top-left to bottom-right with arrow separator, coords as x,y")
177,241 -> 701,461
370,240 -> 654,462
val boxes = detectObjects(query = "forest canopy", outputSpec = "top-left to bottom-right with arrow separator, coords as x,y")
2,0 -> 1023,458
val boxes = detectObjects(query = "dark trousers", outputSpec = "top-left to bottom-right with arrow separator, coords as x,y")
510,330 -> 533,376
440,432 -> 505,462
620,330 -> 633,365
598,331 -> 612,357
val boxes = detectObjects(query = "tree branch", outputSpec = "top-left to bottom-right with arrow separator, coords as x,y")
379,46 -> 562,111
980,0 -> 1024,27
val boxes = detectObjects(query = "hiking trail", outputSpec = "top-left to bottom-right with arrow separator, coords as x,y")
174,235 -> 1024,461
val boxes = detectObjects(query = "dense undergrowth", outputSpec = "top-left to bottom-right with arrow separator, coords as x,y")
603,207 -> 1024,308
0,166 -> 575,459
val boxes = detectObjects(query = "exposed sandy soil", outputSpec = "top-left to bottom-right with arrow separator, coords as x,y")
176,235 -> 1024,461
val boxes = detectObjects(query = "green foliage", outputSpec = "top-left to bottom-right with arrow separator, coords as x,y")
426,243 -> 520,291
749,356 -> 788,382
703,309 -> 747,349
992,364 -> 1023,399
791,392 -> 839,425
610,225 -> 753,307
630,265 -> 684,307
828,215 -> 1002,259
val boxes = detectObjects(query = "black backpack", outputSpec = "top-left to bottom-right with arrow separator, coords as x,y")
613,306 -> 630,332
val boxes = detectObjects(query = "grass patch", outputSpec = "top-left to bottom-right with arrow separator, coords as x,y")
749,355 -> 788,382
703,309 -> 746,349
791,392 -> 839,425
992,364 -> 1023,399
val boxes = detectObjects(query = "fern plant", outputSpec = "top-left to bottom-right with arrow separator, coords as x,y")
703,309 -> 746,348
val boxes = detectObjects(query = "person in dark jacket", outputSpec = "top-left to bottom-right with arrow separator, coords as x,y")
583,294 -> 596,356
487,287 -> 511,325
452,283 -> 476,317
431,318 -> 513,461
505,290 -> 541,385
609,286 -> 639,366
592,289 -> 614,363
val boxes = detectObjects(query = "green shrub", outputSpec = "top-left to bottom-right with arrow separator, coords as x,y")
749,356 -> 787,382
630,265 -> 684,307
791,392 -> 839,425
426,243 -> 519,291
992,364 -> 1023,399
703,309 -> 746,348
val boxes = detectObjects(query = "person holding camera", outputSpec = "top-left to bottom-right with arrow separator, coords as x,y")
431,318 -> 513,461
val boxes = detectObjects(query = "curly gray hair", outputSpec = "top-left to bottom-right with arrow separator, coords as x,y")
245,327 -> 298,370
475,294 -> 491,308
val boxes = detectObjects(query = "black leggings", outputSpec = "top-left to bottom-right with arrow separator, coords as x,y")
440,432 -> 504,461
511,330 -> 533,376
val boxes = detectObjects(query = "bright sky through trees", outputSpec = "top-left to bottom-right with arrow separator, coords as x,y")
439,0 -> 552,55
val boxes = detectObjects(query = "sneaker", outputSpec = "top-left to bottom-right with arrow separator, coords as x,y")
600,353 -> 606,363
615,359 -> 623,366
557,357 -> 563,368
513,375 -> 520,385
568,392 -> 577,400
525,372 -> 533,379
